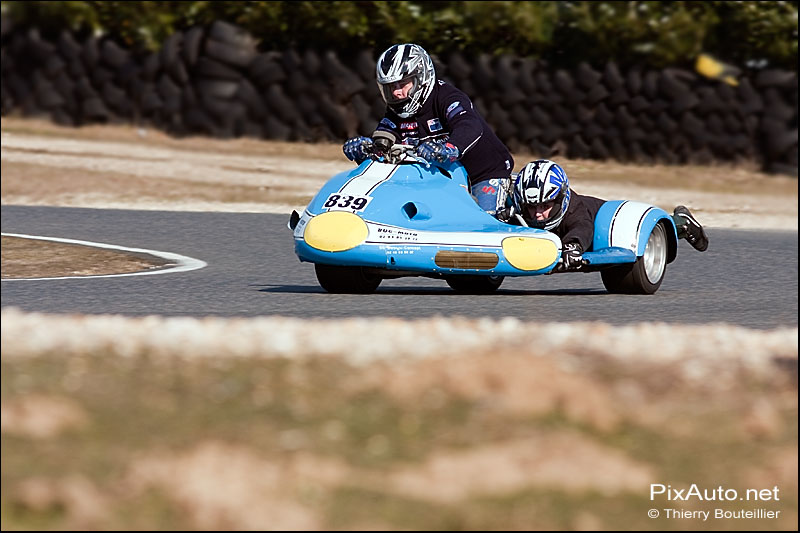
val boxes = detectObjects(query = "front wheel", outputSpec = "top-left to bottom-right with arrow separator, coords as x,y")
601,222 -> 669,294
315,264 -> 382,294
445,275 -> 504,294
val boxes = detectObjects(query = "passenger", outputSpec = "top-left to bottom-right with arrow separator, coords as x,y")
506,159 -> 709,271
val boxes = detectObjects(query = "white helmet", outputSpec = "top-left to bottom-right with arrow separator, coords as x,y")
511,160 -> 571,230
376,43 -> 436,118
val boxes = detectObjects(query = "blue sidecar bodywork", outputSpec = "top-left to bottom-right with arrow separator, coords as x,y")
290,149 -> 678,294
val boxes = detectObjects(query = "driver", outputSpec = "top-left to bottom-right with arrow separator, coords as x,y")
507,159 -> 709,271
342,43 -> 514,217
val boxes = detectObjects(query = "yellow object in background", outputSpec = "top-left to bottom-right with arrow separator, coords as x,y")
695,54 -> 740,86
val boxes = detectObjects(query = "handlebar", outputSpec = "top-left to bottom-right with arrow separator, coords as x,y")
367,142 -> 430,166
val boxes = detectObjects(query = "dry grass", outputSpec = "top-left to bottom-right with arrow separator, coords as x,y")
2,311 -> 797,530
0,236 -> 168,279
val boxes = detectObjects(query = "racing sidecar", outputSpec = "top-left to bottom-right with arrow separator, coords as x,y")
288,144 -> 678,294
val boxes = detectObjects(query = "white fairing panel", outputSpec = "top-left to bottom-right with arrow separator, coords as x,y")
608,201 -> 656,253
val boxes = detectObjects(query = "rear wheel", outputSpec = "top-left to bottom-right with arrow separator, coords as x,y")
315,264 -> 382,294
601,222 -> 669,294
445,275 -> 504,293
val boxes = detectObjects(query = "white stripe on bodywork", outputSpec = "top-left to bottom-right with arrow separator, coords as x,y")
295,210 -> 561,250
334,162 -> 397,200
608,201 -> 654,252
1,232 -> 207,281
365,221 -> 562,249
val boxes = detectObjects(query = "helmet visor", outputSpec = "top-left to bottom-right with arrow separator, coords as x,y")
379,76 -> 417,106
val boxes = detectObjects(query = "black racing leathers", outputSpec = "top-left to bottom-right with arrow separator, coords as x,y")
509,190 -> 606,252
373,80 -> 514,185
549,191 -> 606,252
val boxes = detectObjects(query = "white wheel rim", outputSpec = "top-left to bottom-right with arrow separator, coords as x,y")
643,223 -> 667,284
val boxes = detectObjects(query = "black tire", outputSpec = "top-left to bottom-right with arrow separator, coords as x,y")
90,66 -> 115,88
264,84 -> 299,123
81,97 -> 111,122
290,117 -> 315,142
116,61 -> 140,86
204,38 -> 255,69
349,93 -> 373,133
66,56 -> 86,78
583,83 -> 609,106
755,69 -> 796,89
34,81 -> 65,109
167,58 -> 189,86
264,116 -> 292,141
141,52 -> 161,82
603,61 -> 625,90
235,78 -> 268,119
568,134 -> 590,159
593,103 -> 613,126
182,26 -> 204,67
74,76 -> 96,99
445,275 -> 504,294
57,29 -> 82,60
576,62 -> 602,89
184,107 -> 217,135
249,53 -> 286,86
315,264 -> 382,294
139,88 -> 163,114
608,87 -> 630,107
100,39 -> 129,68
446,51 -> 472,81
160,32 -> 182,71
26,30 -> 57,62
51,108 -> 76,126
195,57 -> 242,80
303,49 -> 322,76
208,20 -> 253,48
601,222 -> 669,295
590,138 -> 610,159
317,97 -> 349,138
196,78 -> 240,99
156,73 -> 182,112
43,55 -> 66,78
100,82 -> 131,116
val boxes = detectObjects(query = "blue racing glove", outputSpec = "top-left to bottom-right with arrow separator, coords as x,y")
343,136 -> 374,163
415,140 -> 459,164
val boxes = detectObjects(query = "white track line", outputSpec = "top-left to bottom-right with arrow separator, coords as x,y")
1,232 -> 207,281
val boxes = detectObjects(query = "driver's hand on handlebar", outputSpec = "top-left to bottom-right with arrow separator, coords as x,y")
343,136 -> 373,163
415,140 -> 459,164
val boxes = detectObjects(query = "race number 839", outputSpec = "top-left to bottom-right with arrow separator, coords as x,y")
324,193 -> 372,212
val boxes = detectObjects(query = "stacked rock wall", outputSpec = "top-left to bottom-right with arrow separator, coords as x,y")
1,20 -> 796,175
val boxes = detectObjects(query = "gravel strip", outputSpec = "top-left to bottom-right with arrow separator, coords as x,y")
3,308 -> 795,385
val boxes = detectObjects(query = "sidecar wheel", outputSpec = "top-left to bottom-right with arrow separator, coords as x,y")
445,275 -> 504,293
315,264 -> 382,294
601,221 -> 668,295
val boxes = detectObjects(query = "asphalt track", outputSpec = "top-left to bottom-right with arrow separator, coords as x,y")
1,205 -> 797,329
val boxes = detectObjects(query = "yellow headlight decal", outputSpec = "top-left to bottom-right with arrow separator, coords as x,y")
304,211 -> 368,252
502,236 -> 559,271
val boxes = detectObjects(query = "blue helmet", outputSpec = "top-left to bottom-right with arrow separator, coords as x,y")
511,160 -> 571,230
